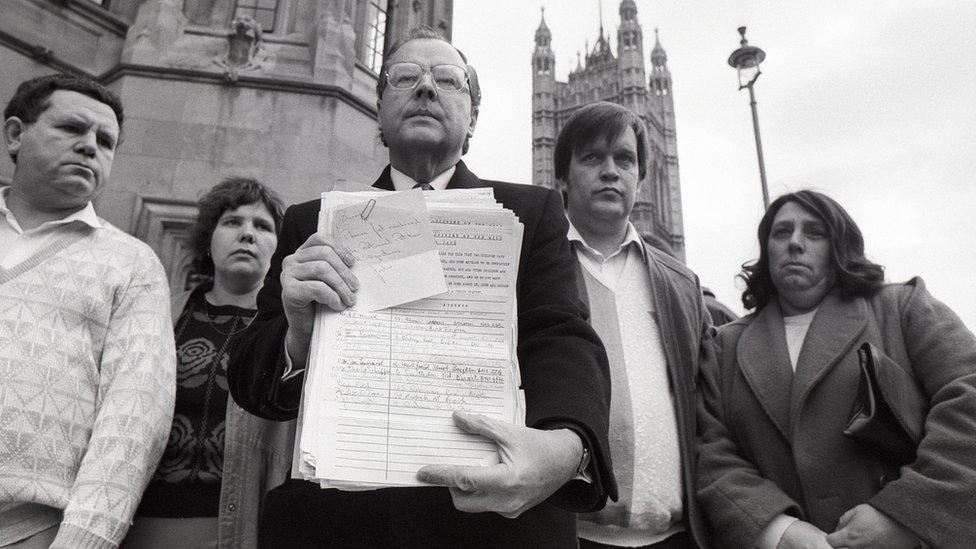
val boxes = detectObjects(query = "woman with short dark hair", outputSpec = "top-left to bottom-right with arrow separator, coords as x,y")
697,190 -> 976,549
125,178 -> 292,549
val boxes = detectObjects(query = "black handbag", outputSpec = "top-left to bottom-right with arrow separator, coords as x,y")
843,342 -> 928,465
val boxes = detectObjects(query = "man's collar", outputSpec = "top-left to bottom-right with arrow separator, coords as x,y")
566,219 -> 647,263
0,186 -> 102,233
622,223 -> 649,263
390,165 -> 457,191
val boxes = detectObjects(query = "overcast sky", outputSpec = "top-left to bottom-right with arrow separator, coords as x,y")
452,0 -> 976,330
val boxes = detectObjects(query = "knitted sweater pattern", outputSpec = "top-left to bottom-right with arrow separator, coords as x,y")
0,221 -> 175,548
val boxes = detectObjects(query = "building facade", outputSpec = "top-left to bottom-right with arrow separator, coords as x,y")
0,0 -> 452,291
532,0 -> 684,258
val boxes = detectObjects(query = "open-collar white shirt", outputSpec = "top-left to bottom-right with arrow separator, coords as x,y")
566,220 -> 647,293
0,186 -> 101,269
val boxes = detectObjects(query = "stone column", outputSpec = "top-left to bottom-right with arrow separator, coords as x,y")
120,0 -> 188,64
310,0 -> 357,88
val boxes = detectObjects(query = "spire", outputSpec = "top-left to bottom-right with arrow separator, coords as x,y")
586,31 -> 613,66
581,0 -> 614,69
598,0 -> 604,36
651,27 -> 667,66
535,5 -> 551,45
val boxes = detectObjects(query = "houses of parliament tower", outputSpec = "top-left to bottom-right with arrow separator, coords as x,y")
532,1 -> 685,258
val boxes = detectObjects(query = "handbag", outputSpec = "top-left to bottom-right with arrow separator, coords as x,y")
843,342 -> 928,465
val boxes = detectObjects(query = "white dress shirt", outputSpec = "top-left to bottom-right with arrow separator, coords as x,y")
0,186 -> 101,269
389,165 -> 456,191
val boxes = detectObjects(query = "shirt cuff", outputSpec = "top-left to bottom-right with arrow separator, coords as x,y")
574,459 -> 593,483
757,514 -> 798,549
541,423 -> 593,483
280,344 -> 305,382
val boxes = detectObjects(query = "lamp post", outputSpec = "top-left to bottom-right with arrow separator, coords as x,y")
728,26 -> 770,209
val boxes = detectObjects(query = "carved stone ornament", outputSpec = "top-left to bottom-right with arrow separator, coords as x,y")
213,15 -> 275,82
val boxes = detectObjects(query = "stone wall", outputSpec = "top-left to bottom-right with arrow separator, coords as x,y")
0,0 -> 452,291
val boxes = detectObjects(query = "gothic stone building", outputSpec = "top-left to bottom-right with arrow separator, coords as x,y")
0,0 -> 452,291
532,0 -> 684,259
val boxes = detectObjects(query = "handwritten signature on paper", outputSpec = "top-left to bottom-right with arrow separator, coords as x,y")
334,207 -> 426,283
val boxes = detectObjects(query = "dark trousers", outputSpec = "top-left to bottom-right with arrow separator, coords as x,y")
579,530 -> 695,549
260,479 -> 578,549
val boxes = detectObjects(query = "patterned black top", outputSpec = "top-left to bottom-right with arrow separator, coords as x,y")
136,286 -> 256,518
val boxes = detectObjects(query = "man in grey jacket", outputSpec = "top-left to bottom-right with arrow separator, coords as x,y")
557,102 -> 712,549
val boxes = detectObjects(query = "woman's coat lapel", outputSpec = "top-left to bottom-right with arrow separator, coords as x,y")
736,291 -> 867,440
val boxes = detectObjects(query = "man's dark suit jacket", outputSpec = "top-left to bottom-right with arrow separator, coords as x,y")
228,161 -> 615,548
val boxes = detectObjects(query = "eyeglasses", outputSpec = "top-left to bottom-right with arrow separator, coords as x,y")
385,62 -> 469,93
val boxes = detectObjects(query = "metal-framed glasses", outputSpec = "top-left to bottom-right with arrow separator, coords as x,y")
385,62 -> 469,93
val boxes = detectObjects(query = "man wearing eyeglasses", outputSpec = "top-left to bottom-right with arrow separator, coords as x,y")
228,25 -> 615,548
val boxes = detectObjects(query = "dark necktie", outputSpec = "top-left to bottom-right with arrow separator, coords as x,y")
412,182 -> 434,191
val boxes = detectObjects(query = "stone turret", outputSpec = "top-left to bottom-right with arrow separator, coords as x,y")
647,29 -> 683,252
616,0 -> 645,114
532,7 -> 557,189
529,2 -> 686,259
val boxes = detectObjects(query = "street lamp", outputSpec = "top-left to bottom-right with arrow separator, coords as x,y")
728,26 -> 770,209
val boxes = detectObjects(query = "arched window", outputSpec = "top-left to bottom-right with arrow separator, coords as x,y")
233,0 -> 280,31
360,0 -> 388,73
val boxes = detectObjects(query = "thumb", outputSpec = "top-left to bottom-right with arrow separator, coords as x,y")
824,525 -> 850,548
835,507 -> 856,530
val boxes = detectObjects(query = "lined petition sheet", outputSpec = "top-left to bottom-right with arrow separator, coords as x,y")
297,188 -> 525,488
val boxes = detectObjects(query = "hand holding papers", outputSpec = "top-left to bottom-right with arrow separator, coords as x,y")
416,411 -> 586,518
329,190 -> 445,311
297,188 -> 526,489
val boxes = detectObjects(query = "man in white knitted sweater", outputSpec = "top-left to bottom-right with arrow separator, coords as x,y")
0,74 -> 175,548
556,102 -> 713,549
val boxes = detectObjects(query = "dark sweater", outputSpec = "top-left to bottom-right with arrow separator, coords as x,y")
137,287 -> 255,518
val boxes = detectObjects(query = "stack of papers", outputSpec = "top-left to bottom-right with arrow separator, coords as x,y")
295,187 -> 526,489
